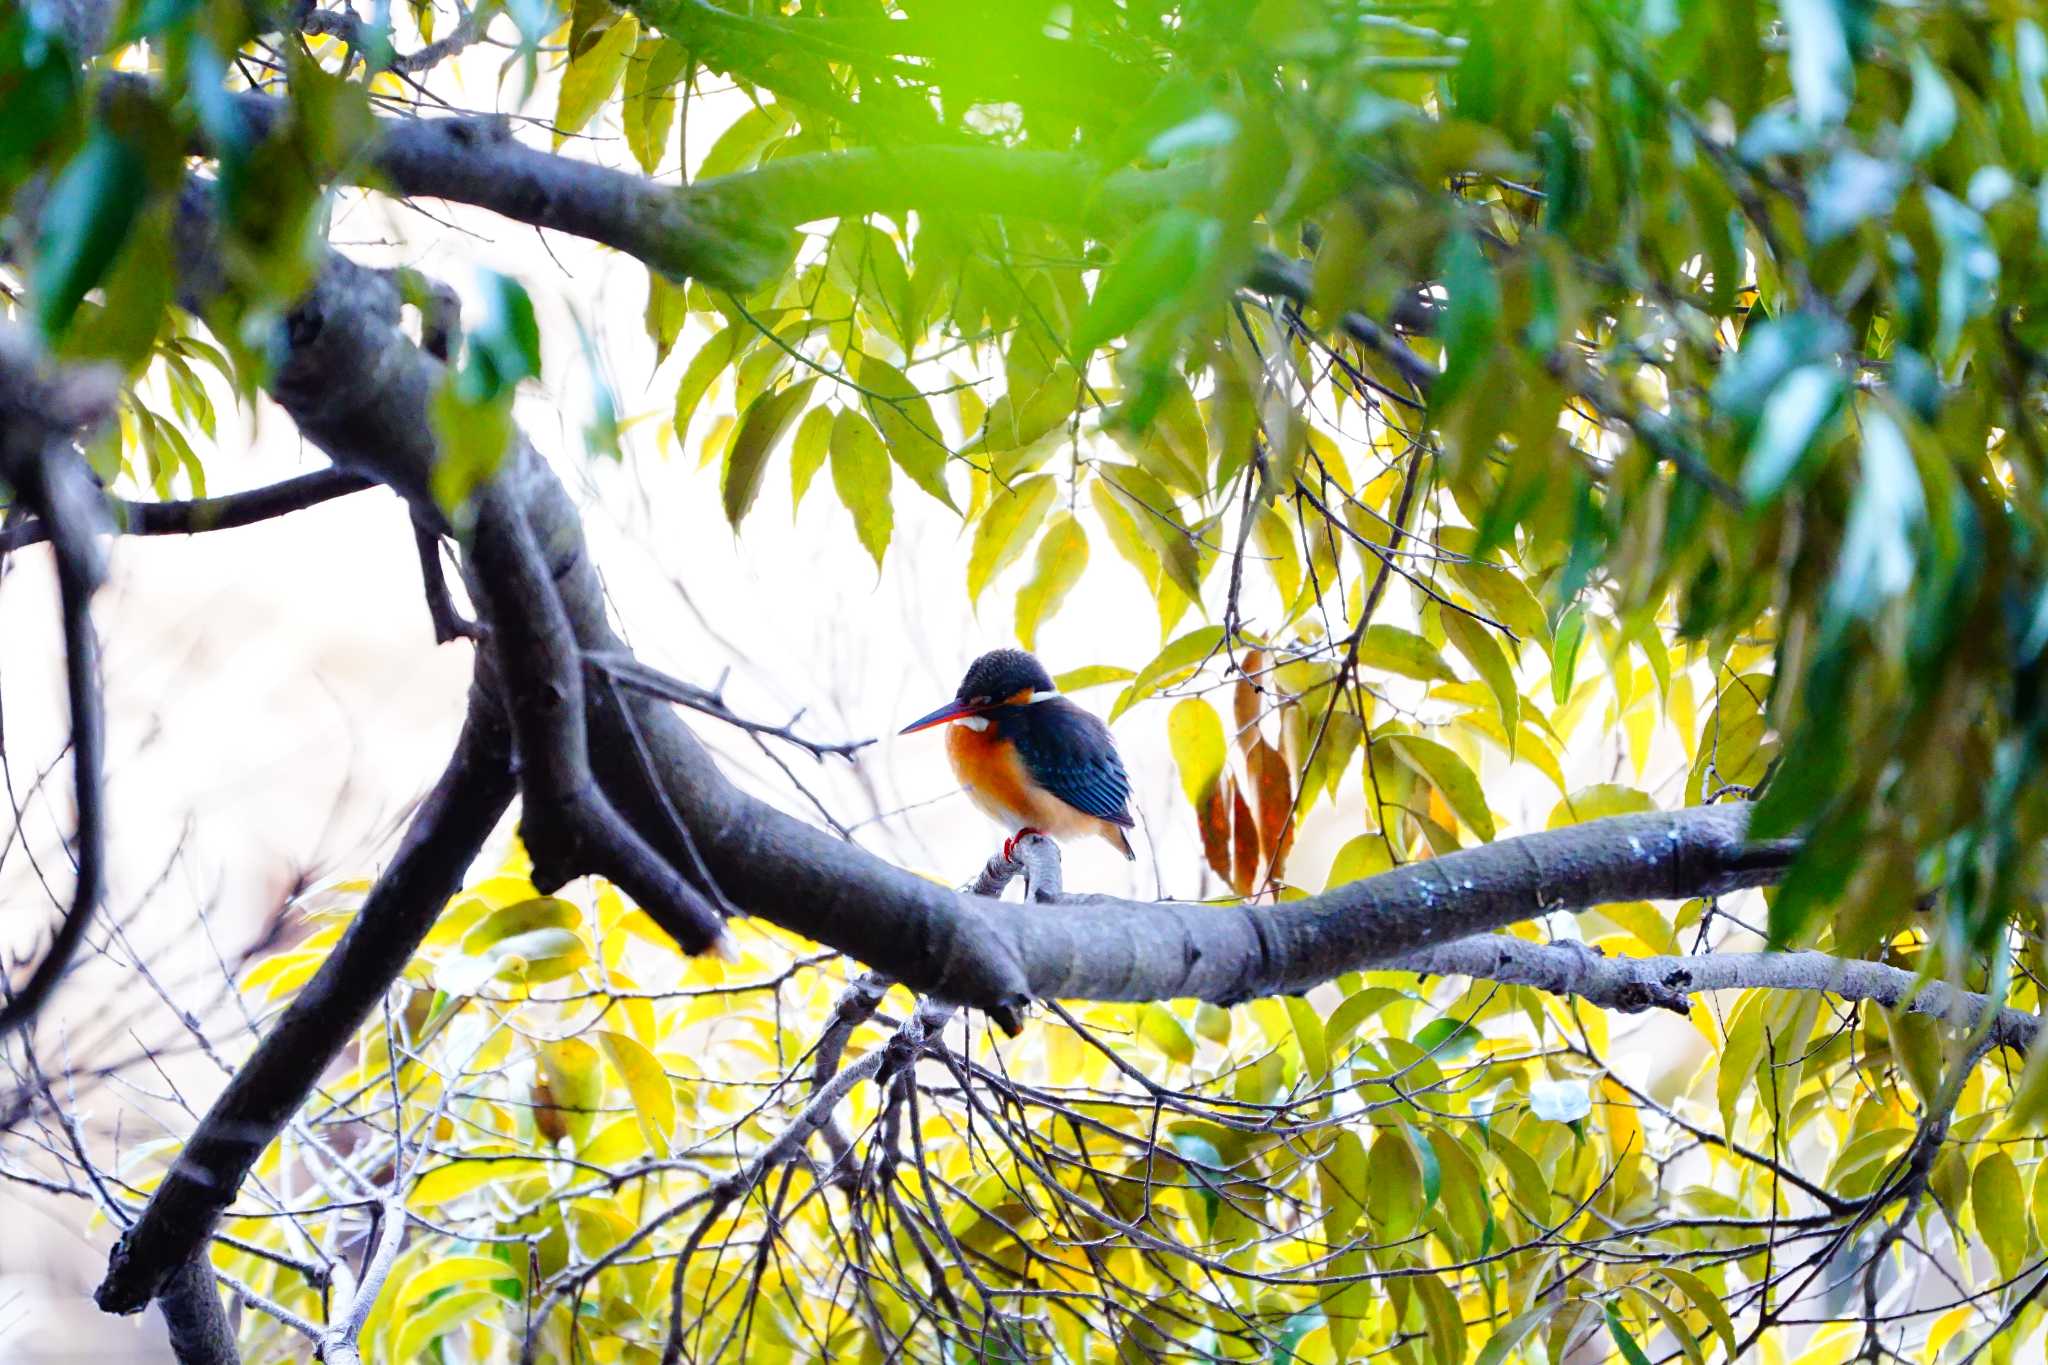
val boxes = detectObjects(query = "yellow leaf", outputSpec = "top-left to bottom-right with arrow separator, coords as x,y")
855,353 -> 956,508
554,16 -> 639,140
1326,832 -> 1394,889
1014,512 -> 1088,648
722,378 -> 818,527
828,406 -> 892,567
1971,1150 -> 2028,1279
1358,624 -> 1459,683
1546,783 -> 1656,828
1137,1004 -> 1195,1067
967,474 -> 1057,602
788,403 -> 833,512
1166,697 -> 1226,809
1441,607 -> 1518,746
598,1030 -> 677,1153
1380,733 -> 1495,841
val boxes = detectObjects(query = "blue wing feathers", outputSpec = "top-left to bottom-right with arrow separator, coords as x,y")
999,700 -> 1134,825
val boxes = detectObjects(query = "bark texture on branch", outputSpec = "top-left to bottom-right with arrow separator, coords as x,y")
155,1254 -> 238,1365
1395,939 -> 2038,1051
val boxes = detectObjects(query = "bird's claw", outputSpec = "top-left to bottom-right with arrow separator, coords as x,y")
1003,829 -> 1045,863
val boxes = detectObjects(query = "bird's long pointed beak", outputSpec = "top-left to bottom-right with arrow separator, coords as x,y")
899,699 -> 983,734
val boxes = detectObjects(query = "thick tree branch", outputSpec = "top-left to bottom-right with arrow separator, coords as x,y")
466,483 -> 725,953
155,1252 -> 238,1365
115,74 -> 1194,294
94,706 -> 514,1315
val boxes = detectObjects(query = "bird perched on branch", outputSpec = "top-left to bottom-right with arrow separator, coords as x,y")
901,649 -> 1136,861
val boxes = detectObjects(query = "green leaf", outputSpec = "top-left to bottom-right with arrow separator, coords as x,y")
1275,1308 -> 1326,1365
1326,833 -> 1394,888
788,403 -> 833,511
1358,625 -> 1458,683
622,35 -> 688,173
1113,625 -> 1225,720
674,325 -> 744,439
856,353 -> 957,509
1319,1128 -> 1368,1243
1366,1129 -> 1422,1238
1547,784 -> 1655,828
1167,698 -> 1226,808
1550,603 -> 1586,705
1440,610 -> 1517,743
1624,1286 -> 1705,1365
1713,311 -> 1850,426
1169,1129 -> 1226,1224
33,128 -> 146,340
722,378 -> 817,528
1972,1151 -> 2028,1280
1074,208 -> 1216,355
1783,0 -> 1852,129
1925,188 -> 1998,357
1412,1017 -> 1478,1062
597,1030 -> 676,1152
1285,995 -> 1329,1090
1096,466 -> 1204,602
464,271 -> 543,398
1605,1304 -> 1654,1365
1138,1004 -> 1196,1067
1475,1304 -> 1562,1365
968,474 -> 1058,602
1900,48 -> 1957,160
1657,1268 -> 1737,1362
1054,665 -> 1135,692
555,14 -> 640,139
2020,19 -> 2048,130
1824,409 -> 1923,628
1015,512 -> 1088,649
1434,228 -> 1500,405
1380,734 -> 1495,840
438,898 -> 589,995
1805,151 -> 1903,246
829,406 -> 892,567
1449,561 -> 1549,647
1740,365 -> 1846,504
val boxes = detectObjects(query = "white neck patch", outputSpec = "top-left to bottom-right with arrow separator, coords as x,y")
1028,690 -> 1058,703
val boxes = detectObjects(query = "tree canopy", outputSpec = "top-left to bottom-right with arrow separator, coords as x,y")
6,0 -> 2048,1360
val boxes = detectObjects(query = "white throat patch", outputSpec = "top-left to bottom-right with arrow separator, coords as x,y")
957,714 -> 991,732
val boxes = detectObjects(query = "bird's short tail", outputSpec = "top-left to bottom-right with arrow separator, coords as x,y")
1110,825 -> 1135,861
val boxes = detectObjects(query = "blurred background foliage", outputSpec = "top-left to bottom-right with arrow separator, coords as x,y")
11,0 -> 2048,1358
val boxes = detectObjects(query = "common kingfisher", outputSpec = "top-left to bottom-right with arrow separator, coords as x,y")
900,649 -> 1136,860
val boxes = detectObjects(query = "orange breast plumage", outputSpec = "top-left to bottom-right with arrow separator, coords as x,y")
946,719 -> 1134,855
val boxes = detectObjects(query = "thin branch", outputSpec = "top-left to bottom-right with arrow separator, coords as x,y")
95,707 -> 515,1316
0,469 -> 373,557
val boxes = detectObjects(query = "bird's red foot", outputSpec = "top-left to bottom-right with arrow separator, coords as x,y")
1003,829 -> 1046,862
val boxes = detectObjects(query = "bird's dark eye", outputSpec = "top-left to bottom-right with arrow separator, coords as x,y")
970,695 -> 990,706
